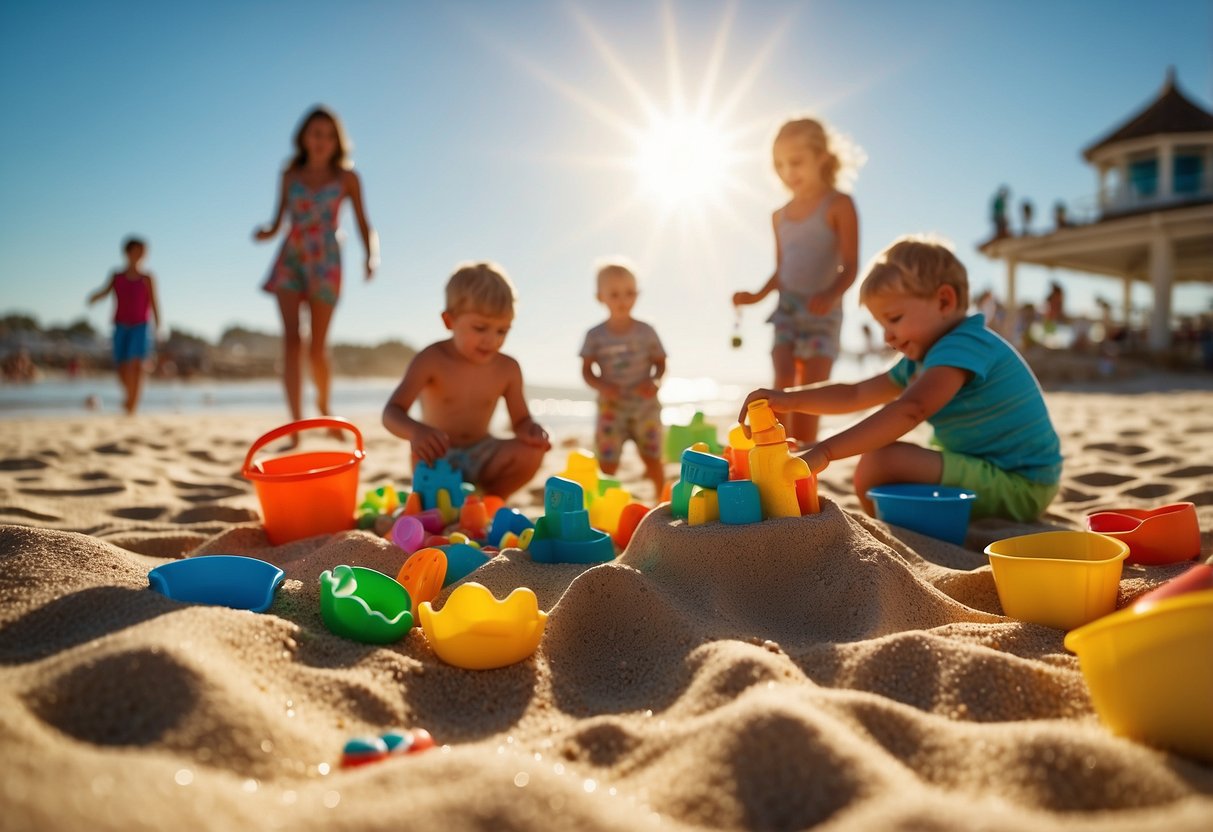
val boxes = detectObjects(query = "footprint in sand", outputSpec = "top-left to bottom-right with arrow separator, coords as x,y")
1071,472 -> 1135,487
1083,442 -> 1149,457
19,484 -> 125,497
1163,465 -> 1213,479
93,442 -> 132,456
1182,489 -> 1213,507
0,457 -> 49,471
1121,482 -> 1176,499
172,506 -> 259,524
170,481 -> 246,503
109,506 -> 169,521
1057,487 -> 1098,504
1138,456 -> 1180,468
0,506 -> 61,522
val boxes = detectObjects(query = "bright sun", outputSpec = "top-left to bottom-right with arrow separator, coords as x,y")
632,113 -> 736,208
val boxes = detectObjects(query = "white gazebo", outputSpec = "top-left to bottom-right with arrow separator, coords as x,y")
980,69 -> 1213,351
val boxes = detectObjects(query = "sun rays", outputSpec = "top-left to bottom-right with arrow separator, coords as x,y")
477,0 -> 799,262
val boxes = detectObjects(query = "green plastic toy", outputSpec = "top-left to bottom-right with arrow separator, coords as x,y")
319,565 -> 413,644
664,411 -> 723,462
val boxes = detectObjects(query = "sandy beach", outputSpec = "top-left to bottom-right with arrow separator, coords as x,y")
2,378 -> 1212,831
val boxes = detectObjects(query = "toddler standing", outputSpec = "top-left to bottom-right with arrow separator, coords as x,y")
580,262 -> 667,495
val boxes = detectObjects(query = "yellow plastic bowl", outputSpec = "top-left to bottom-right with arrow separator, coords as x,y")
984,531 -> 1128,630
1065,589 -> 1213,762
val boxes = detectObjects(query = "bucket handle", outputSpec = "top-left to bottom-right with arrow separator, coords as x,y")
242,418 -> 365,476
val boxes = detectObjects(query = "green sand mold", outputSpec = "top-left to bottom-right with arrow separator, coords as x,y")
320,565 -> 413,644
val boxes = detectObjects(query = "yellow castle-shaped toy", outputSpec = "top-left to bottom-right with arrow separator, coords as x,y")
746,399 -> 817,518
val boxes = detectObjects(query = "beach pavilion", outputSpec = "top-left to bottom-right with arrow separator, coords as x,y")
979,69 -> 1213,351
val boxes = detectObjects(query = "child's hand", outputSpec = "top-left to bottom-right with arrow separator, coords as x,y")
732,291 -> 758,306
518,420 -> 551,450
736,387 -> 788,429
253,225 -> 276,242
799,444 -> 831,475
410,424 -> 450,465
807,289 -> 837,315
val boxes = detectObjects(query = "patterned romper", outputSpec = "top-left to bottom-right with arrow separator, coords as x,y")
262,178 -> 344,305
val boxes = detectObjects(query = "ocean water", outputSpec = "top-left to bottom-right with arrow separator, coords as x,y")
0,355 -> 874,430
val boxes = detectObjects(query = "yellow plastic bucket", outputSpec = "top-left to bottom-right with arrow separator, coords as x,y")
984,531 -> 1128,630
1065,588 -> 1213,762
242,418 -> 365,545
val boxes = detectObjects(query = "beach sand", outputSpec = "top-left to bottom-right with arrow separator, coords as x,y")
2,380 -> 1212,831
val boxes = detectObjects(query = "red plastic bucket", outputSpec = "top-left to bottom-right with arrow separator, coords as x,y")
242,418 -> 365,545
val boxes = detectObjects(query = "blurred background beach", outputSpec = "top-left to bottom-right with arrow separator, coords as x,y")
1,0 -> 1210,417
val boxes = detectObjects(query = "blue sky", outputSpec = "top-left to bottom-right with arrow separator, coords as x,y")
1,0 -> 1210,389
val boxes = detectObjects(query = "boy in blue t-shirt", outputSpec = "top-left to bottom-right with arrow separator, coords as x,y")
738,236 -> 1060,522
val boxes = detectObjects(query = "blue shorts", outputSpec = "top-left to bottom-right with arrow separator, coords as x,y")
113,323 -> 151,364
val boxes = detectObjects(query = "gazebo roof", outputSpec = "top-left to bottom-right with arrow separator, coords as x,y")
1083,69 -> 1213,161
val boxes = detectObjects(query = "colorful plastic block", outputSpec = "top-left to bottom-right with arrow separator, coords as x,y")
664,411 -> 723,462
557,450 -> 600,506
530,477 -> 615,564
413,460 -> 467,511
487,506 -> 534,547
679,448 -> 729,488
718,481 -> 762,525
612,502 -> 650,549
688,488 -> 719,525
437,543 -> 491,585
589,487 -> 631,535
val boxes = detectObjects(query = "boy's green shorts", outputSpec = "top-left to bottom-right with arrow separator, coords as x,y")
939,450 -> 1059,523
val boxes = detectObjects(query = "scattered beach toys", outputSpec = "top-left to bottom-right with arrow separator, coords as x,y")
417,582 -> 548,670
487,506 -> 534,547
412,459 -> 468,512
397,547 -> 447,613
242,418 -> 365,545
438,542 -> 491,586
558,449 -> 601,506
724,423 -> 754,480
319,565 -> 413,644
390,514 -> 426,553
357,484 -> 409,531
612,502 -> 650,549
746,399 -> 818,517
1084,502 -> 1200,565
984,531 -> 1129,630
147,555 -> 284,613
458,495 -> 489,539
866,484 -> 977,546
529,477 -> 615,564
341,728 -> 436,767
664,411 -> 723,462
589,487 -> 632,534
670,448 -> 729,522
1065,564 -> 1213,763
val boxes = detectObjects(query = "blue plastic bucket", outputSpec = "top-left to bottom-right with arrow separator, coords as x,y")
866,484 -> 977,545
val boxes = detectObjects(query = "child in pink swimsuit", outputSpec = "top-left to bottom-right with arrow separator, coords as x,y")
87,236 -> 160,414
254,106 -> 378,431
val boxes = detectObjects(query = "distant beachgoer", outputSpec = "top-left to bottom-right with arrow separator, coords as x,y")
1054,200 -> 1069,229
382,263 -> 550,500
1020,199 -> 1034,235
580,260 -> 667,495
732,117 -> 861,447
87,236 -> 160,414
1043,281 -> 1066,332
254,106 -> 378,436
739,236 -> 1061,522
991,186 -> 1010,238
